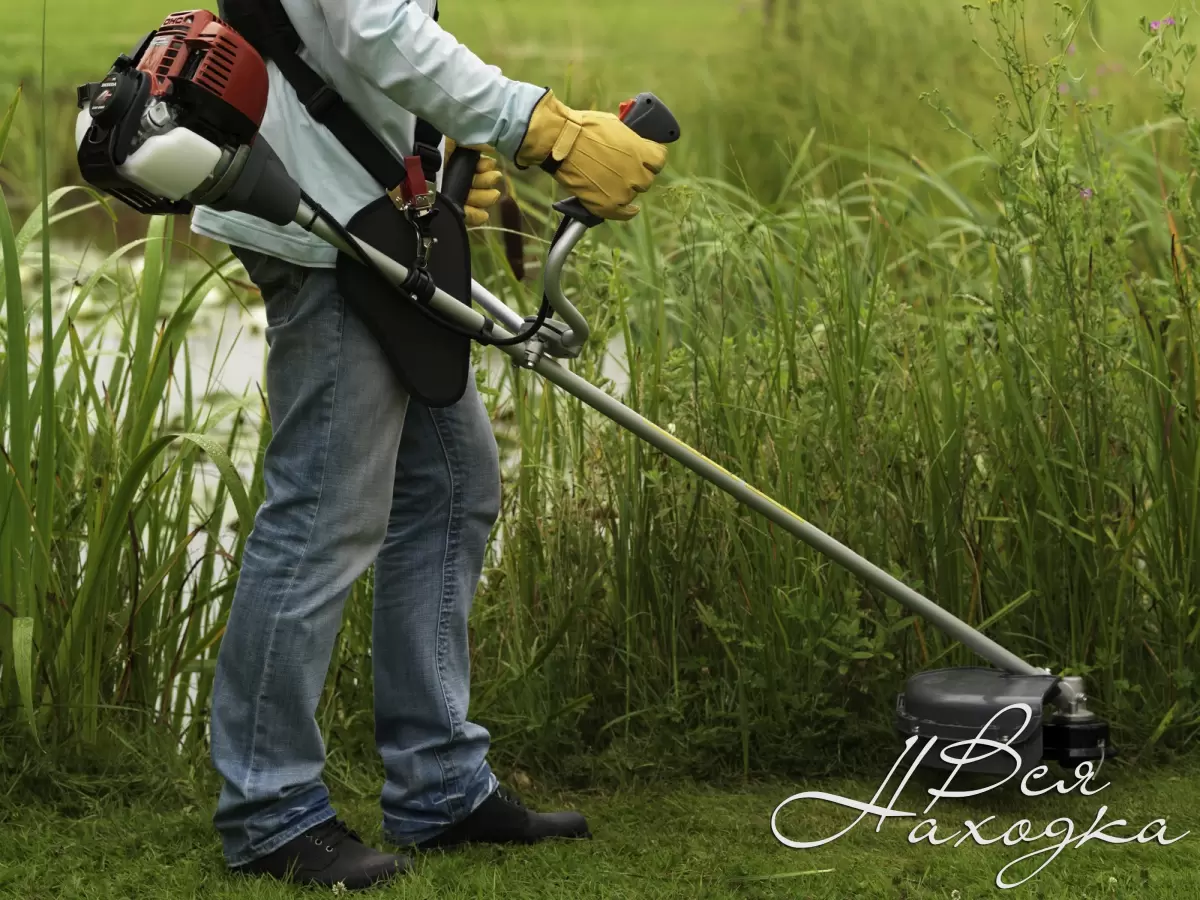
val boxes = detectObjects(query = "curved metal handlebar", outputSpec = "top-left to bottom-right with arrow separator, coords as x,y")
542,219 -> 592,353
469,218 -> 591,364
530,92 -> 681,358
466,94 -> 680,362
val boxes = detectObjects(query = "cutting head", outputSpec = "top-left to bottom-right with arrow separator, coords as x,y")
895,668 -> 1116,777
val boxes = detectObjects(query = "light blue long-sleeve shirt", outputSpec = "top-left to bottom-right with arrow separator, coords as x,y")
190,0 -> 546,267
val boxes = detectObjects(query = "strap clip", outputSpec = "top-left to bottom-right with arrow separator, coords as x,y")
386,155 -> 440,270
388,155 -> 436,216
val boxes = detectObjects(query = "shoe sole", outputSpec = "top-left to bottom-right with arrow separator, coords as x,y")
396,830 -> 594,853
233,863 -> 409,892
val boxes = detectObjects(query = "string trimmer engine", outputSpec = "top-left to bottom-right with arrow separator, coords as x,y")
75,9 -> 268,215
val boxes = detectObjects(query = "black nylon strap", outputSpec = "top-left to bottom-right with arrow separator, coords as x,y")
274,54 -> 412,189
412,2 -> 444,180
228,0 -> 446,187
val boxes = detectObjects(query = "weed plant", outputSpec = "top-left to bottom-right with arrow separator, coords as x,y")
1,1 -> 1198,781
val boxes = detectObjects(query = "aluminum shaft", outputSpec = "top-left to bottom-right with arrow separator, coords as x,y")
297,203 -> 1079,707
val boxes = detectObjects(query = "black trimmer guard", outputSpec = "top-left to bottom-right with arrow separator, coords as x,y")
895,667 -> 1115,776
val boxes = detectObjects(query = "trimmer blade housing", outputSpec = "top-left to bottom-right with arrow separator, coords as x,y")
895,668 -> 1116,776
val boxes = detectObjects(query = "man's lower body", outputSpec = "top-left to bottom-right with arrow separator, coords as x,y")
208,248 -> 587,891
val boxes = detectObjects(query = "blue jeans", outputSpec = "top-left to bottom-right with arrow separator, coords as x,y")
209,247 -> 501,867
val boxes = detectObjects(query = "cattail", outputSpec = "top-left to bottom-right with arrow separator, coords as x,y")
499,195 -> 526,282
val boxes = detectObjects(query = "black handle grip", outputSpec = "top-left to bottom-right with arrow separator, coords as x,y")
554,92 -> 680,227
619,92 -> 681,145
442,146 -> 481,212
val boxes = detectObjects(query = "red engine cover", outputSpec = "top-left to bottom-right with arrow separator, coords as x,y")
137,9 -> 268,128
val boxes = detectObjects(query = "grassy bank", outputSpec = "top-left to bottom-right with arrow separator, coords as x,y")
2,0 -> 1200,787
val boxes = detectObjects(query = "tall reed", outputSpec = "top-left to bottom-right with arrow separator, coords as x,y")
1,84 -> 257,746
2,0 -> 1197,781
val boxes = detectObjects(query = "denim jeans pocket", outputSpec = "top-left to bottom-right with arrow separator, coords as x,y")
233,246 -> 308,329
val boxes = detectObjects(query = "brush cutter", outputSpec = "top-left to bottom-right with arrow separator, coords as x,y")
73,10 -> 1114,777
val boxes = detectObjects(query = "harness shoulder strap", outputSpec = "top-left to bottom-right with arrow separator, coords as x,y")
219,0 -> 444,187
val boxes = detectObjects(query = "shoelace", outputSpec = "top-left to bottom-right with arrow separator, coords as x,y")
496,786 -> 527,810
307,818 -> 359,853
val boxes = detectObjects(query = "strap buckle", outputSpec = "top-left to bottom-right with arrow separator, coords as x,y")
414,142 -> 443,182
388,155 -> 437,219
304,84 -> 341,119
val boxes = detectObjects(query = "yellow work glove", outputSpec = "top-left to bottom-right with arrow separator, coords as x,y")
515,90 -> 668,221
443,138 -> 504,228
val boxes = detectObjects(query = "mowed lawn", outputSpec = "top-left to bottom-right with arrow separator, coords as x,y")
5,756 -> 1200,899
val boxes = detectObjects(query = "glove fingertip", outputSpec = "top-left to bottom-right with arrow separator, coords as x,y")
475,172 -> 505,191
467,189 -> 502,209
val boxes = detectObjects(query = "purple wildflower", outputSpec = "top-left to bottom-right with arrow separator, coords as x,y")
1080,187 -> 1094,200
1151,20 -> 1161,31
1166,16 -> 1177,26
1058,82 -> 1070,94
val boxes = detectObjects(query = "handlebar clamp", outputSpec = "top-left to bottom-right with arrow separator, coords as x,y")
520,316 -> 580,360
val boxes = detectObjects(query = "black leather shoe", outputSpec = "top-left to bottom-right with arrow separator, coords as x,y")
410,786 -> 591,850
237,817 -> 409,891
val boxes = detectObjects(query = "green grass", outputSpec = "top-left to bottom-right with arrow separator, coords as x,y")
1,0 -> 1191,197
3,0 -> 1200,824
5,750 -> 1200,899
5,0 -> 1200,768
4,1 -> 1200,894
0,0 -> 744,85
